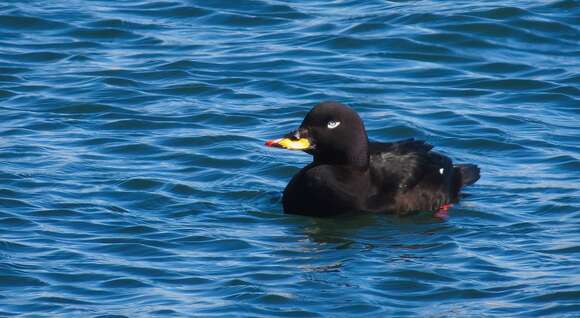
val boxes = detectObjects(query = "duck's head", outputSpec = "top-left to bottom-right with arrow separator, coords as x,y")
266,101 -> 369,167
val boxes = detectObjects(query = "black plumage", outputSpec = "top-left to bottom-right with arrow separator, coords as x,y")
266,101 -> 480,217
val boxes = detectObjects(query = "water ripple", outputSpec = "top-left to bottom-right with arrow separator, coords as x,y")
0,0 -> 579,317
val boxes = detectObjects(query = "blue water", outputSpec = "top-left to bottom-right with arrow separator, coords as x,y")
1,0 -> 579,317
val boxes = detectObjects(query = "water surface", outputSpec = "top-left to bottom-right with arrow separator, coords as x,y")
0,0 -> 579,317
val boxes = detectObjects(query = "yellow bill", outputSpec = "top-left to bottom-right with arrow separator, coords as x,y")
265,137 -> 311,150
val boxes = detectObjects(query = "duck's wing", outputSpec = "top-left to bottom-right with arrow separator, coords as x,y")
369,138 -> 452,191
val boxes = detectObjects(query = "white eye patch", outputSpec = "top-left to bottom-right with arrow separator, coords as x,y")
327,120 -> 341,129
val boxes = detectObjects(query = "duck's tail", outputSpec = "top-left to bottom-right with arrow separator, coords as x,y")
454,164 -> 480,187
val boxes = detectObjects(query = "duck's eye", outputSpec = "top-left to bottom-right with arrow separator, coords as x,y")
327,120 -> 341,129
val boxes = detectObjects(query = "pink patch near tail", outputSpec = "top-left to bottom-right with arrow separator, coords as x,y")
434,204 -> 453,219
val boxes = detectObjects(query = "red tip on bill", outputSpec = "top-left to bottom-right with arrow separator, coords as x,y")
265,140 -> 275,147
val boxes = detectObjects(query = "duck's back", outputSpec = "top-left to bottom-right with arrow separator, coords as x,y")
367,139 -> 478,214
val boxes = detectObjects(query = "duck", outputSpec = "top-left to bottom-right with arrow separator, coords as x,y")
265,101 -> 480,217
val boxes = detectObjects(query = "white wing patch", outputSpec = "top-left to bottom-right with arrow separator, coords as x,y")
439,168 -> 444,175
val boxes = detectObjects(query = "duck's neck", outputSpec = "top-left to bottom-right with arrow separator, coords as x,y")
313,139 -> 369,169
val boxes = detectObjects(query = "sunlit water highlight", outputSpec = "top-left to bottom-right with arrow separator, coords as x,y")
0,1 -> 579,317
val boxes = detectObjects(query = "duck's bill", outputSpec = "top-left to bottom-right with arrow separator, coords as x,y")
265,137 -> 311,150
